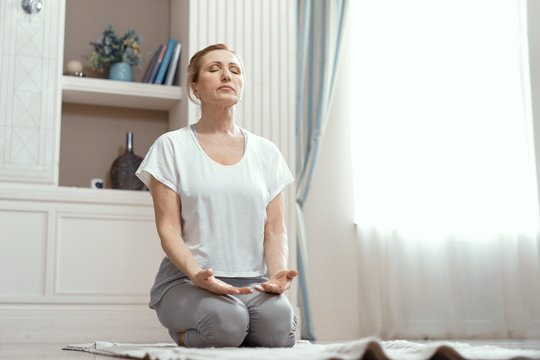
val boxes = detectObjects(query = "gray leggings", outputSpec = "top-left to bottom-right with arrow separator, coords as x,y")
155,281 -> 297,348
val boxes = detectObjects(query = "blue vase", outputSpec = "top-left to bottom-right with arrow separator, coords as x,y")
109,62 -> 132,82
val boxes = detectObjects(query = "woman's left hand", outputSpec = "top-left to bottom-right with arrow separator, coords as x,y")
254,270 -> 298,294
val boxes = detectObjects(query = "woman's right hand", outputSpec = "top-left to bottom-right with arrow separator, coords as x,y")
192,269 -> 253,295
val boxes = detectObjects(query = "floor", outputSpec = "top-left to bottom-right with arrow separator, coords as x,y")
1,340 -> 540,359
1,343 -> 100,359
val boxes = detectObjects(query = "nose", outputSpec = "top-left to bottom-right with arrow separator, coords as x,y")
221,68 -> 231,81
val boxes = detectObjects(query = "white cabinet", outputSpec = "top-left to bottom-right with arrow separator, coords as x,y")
0,184 -> 165,342
0,184 -> 162,303
0,0 -> 64,184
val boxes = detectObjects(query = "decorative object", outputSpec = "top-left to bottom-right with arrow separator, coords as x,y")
66,60 -> 85,77
110,132 -> 145,191
90,178 -> 103,189
89,25 -> 145,82
108,62 -> 132,81
21,0 -> 43,14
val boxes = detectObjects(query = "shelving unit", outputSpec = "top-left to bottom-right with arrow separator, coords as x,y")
62,76 -> 183,111
58,0 -> 190,189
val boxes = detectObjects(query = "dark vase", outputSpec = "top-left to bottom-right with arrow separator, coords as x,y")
110,132 -> 145,190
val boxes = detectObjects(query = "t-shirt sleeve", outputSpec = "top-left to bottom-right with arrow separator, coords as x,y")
135,134 -> 180,195
267,143 -> 295,203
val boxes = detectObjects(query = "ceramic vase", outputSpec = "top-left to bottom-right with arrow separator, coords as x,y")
110,132 -> 145,190
109,62 -> 132,82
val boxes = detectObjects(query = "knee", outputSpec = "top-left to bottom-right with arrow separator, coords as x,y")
265,312 -> 297,348
195,302 -> 250,348
250,299 -> 298,348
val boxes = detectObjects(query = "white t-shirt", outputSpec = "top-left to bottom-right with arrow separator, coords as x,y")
136,125 -> 294,306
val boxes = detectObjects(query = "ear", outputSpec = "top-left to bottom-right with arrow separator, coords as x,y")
191,83 -> 200,99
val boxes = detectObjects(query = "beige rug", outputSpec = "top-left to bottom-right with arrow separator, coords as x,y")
63,338 -> 540,360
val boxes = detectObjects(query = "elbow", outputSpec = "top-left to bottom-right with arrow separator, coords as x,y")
264,230 -> 288,244
156,225 -> 182,251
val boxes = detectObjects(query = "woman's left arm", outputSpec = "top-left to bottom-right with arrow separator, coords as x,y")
254,191 -> 298,294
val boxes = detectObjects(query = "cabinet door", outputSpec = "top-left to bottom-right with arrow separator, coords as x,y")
0,0 -> 64,184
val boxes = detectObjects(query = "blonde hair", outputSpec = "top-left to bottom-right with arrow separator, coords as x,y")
186,43 -> 244,104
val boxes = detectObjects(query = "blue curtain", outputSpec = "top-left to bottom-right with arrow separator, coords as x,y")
296,0 -> 347,341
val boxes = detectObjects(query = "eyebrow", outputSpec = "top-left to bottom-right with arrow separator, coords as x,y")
208,61 -> 240,67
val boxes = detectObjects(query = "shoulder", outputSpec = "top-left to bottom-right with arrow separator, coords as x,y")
157,126 -> 191,142
152,126 -> 193,150
244,128 -> 280,155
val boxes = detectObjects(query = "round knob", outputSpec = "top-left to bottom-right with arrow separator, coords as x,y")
21,0 -> 43,15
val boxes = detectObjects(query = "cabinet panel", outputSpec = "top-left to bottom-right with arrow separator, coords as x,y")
0,0 -> 64,184
55,213 -> 162,296
0,210 -> 47,296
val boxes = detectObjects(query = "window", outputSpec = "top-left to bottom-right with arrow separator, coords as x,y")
349,0 -> 539,238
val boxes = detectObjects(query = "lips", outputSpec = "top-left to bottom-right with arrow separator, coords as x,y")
218,85 -> 234,91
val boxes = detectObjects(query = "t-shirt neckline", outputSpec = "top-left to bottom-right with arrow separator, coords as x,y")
190,123 -> 248,168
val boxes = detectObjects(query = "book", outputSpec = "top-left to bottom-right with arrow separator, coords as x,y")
164,43 -> 182,86
145,44 -> 165,83
153,38 -> 177,85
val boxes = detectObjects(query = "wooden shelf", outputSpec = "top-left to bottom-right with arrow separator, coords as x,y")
61,75 -> 183,111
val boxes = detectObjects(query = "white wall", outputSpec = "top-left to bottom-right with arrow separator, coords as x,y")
302,23 -> 362,341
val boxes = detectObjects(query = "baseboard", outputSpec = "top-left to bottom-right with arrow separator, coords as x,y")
1,304 -> 305,344
0,304 -> 169,343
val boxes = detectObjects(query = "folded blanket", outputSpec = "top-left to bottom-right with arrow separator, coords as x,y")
63,337 -> 540,360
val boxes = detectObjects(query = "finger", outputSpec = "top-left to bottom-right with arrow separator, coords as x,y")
236,286 -> 253,294
262,282 -> 281,294
211,286 -> 239,295
218,289 -> 239,295
198,269 -> 213,281
253,285 -> 265,292
288,270 -> 298,278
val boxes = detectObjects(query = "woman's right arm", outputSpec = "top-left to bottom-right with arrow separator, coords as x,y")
150,176 -> 252,295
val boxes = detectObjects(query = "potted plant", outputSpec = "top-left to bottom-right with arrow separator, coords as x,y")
89,25 -> 144,82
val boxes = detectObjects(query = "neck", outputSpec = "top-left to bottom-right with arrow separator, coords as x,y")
197,104 -> 238,135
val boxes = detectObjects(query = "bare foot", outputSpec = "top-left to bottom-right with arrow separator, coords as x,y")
178,331 -> 186,346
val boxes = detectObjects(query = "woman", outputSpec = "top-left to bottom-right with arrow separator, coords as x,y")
136,44 -> 298,348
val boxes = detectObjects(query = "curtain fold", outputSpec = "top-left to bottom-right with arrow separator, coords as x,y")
296,0 -> 347,340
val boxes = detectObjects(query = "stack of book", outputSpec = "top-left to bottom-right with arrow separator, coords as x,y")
143,38 -> 182,86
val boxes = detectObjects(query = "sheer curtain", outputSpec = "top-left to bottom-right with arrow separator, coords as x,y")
350,0 -> 540,338
296,0 -> 347,340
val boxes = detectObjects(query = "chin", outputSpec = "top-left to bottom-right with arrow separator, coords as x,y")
214,98 -> 240,106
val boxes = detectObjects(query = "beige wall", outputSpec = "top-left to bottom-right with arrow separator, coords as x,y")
59,104 -> 168,188
64,0 -> 171,81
